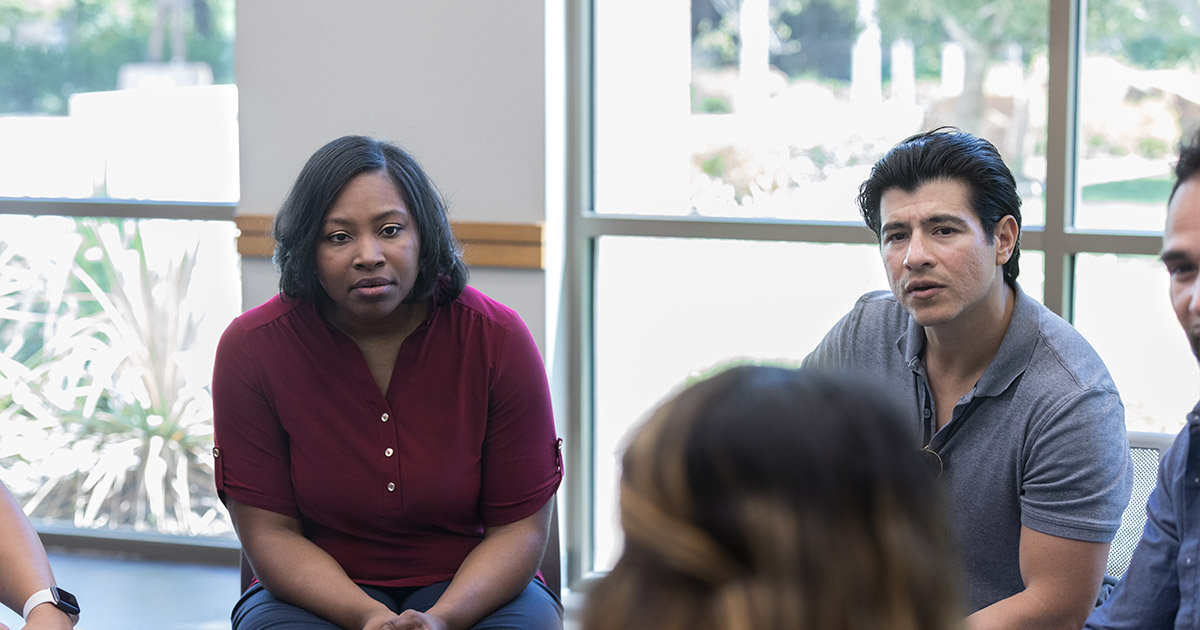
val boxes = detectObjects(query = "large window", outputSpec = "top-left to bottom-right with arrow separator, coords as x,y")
568,0 -> 1200,582
0,0 -> 238,540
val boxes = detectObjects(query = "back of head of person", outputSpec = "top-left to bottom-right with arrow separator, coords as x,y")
582,365 -> 963,630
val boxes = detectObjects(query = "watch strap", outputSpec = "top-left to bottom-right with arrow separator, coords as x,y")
22,587 -> 54,620
22,587 -> 79,625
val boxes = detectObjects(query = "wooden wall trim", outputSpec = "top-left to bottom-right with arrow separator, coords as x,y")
234,215 -> 274,258
235,216 -> 544,270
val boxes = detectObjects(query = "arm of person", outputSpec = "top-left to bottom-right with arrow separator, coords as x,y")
968,380 -> 1130,630
382,305 -> 558,630
0,482 -> 73,630
966,526 -> 1109,630
390,498 -> 554,630
228,496 -> 399,630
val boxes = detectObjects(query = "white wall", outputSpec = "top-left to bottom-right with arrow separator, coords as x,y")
235,1 -> 552,349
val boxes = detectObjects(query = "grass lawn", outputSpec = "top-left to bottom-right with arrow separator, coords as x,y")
1081,176 -> 1173,203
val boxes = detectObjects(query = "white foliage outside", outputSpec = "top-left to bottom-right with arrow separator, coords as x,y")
0,217 -> 233,537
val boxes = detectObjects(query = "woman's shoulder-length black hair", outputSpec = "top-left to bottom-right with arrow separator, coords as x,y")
271,135 -> 468,305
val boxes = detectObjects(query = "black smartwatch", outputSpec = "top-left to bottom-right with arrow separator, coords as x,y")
22,586 -> 80,625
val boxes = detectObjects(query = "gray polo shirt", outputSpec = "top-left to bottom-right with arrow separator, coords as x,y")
804,285 -> 1132,612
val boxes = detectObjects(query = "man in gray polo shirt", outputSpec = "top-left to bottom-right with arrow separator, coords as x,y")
804,128 -> 1131,629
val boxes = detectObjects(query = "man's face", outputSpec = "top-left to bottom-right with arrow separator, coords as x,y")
1162,176 -> 1200,360
879,178 -> 1016,329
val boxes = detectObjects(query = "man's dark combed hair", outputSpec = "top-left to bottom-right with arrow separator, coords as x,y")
1171,127 -> 1200,203
857,127 -> 1023,288
272,135 -> 468,305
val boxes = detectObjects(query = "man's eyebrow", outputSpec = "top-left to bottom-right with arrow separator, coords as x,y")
881,213 -> 969,233
1160,249 -> 1189,265
920,213 -> 970,228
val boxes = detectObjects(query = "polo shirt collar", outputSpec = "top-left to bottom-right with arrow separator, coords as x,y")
896,283 -> 1036,398
898,313 -> 925,372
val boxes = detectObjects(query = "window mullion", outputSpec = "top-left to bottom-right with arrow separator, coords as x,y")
578,215 -> 878,245
565,0 -> 597,592
1042,0 -> 1084,320
0,198 -> 235,221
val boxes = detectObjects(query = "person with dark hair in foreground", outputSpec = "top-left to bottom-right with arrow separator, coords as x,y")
583,365 -> 963,630
805,128 -> 1131,629
1085,128 -> 1200,630
0,480 -> 78,629
213,136 -> 562,630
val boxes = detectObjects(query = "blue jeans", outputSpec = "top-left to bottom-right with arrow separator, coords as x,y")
231,579 -> 562,630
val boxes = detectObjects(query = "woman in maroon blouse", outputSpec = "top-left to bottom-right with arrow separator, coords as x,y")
213,136 -> 563,630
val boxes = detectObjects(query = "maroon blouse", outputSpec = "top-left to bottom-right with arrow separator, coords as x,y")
213,285 -> 562,587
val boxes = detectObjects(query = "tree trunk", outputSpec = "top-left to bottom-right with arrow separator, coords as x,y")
956,41 -> 988,135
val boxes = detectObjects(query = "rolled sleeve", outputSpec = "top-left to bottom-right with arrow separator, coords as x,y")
211,318 -> 301,520
478,314 -> 562,527
1020,387 -> 1132,543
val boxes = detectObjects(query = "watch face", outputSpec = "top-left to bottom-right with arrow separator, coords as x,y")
51,586 -> 80,615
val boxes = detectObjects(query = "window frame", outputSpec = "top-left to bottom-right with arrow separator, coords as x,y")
0,198 -> 237,555
564,0 -> 1165,590
0,198 -> 235,221
0,0 -> 240,558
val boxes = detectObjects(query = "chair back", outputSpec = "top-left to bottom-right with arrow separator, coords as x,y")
1106,430 -> 1175,579
541,500 -> 562,598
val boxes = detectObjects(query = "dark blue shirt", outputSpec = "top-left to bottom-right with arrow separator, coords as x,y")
1086,404 -> 1200,630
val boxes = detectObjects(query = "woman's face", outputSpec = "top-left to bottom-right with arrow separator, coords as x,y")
315,169 -> 421,331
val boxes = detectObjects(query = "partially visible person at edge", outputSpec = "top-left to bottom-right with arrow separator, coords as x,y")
0,479 -> 79,630
582,365 -> 964,630
803,128 -> 1132,629
1084,128 -> 1200,630
212,135 -> 563,630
